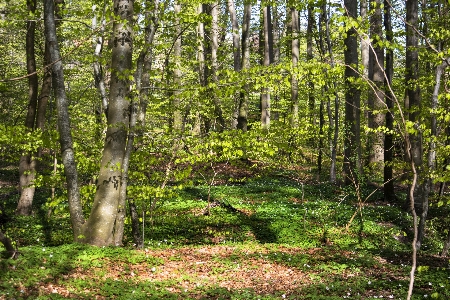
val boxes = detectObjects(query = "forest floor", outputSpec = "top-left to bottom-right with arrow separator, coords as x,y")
1,162 -> 450,299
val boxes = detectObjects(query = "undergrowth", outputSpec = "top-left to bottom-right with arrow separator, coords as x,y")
1,175 -> 450,299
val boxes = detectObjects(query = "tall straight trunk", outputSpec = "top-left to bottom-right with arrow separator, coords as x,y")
307,4 -> 315,124
210,1 -> 225,131
290,7 -> 299,128
405,0 -> 426,249
384,0 -> 395,202
194,3 -> 206,135
261,5 -> 273,129
44,0 -> 84,239
81,0 -> 133,246
343,0 -> 361,185
17,0 -> 38,216
367,0 -> 385,176
36,45 -> 52,134
173,2 -> 182,131
237,1 -> 251,132
272,4 -> 280,64
228,0 -> 240,129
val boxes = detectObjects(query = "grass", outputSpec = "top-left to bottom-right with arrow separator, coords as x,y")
1,174 -> 450,299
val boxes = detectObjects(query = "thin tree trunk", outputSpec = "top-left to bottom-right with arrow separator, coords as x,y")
172,2 -> 183,131
343,0 -> 361,185
44,0 -> 84,239
384,0 -> 395,202
0,230 -> 17,259
261,5 -> 273,130
307,4 -> 315,125
290,7 -> 299,128
367,0 -> 385,177
17,0 -> 38,216
228,0 -> 241,129
237,1 -> 251,132
194,3 -> 206,135
406,0 -> 426,250
81,0 -> 133,246
360,0 -> 369,78
210,1 -> 225,131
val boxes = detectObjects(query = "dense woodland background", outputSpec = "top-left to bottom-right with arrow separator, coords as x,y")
1,0 -> 450,298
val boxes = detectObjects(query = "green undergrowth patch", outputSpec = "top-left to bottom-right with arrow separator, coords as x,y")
1,176 -> 450,299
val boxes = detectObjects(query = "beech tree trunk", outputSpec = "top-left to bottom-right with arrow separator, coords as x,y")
367,0 -> 385,176
405,0 -> 426,249
237,1 -> 251,132
44,0 -> 84,239
81,0 -> 133,246
17,0 -> 38,216
210,1 -> 225,131
261,5 -> 273,130
172,2 -> 183,131
343,0 -> 361,185
228,0 -> 240,129
290,7 -> 299,128
307,4 -> 315,125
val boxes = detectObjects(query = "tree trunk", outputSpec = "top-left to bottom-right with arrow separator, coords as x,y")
384,0 -> 395,202
307,4 -> 315,125
228,0 -> 241,129
210,1 -> 225,131
261,5 -> 273,130
81,0 -> 133,246
367,0 -> 385,177
360,0 -> 369,78
44,0 -> 84,239
172,2 -> 183,131
343,0 -> 361,185
17,0 -> 38,216
290,7 -> 299,128
194,3 -> 205,135
237,1 -> 251,132
405,0 -> 426,249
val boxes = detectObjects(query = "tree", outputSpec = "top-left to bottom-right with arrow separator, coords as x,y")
16,0 -> 38,216
80,0 -> 134,246
44,0 -> 84,240
237,0 -> 251,132
343,0 -> 361,185
367,0 -> 385,178
261,4 -> 274,130
383,0 -> 395,202
290,5 -> 299,128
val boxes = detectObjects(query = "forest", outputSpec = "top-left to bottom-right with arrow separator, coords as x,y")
1,0 -> 450,298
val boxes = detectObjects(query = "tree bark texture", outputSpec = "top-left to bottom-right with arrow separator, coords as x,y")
290,7 -> 299,128
307,4 -> 315,124
172,2 -> 183,131
367,0 -> 385,174
81,0 -> 133,246
384,0 -> 395,202
17,0 -> 38,216
210,1 -> 225,131
228,0 -> 241,129
405,0 -> 426,249
343,0 -> 361,185
237,1 -> 251,132
261,5 -> 273,129
44,0 -> 84,239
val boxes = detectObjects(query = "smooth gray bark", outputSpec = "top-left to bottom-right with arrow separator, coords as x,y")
92,4 -> 108,117
44,0 -> 84,239
81,0 -> 133,246
228,0 -> 241,129
290,7 -> 299,128
261,5 -> 273,129
367,0 -> 385,175
210,1 -> 225,131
